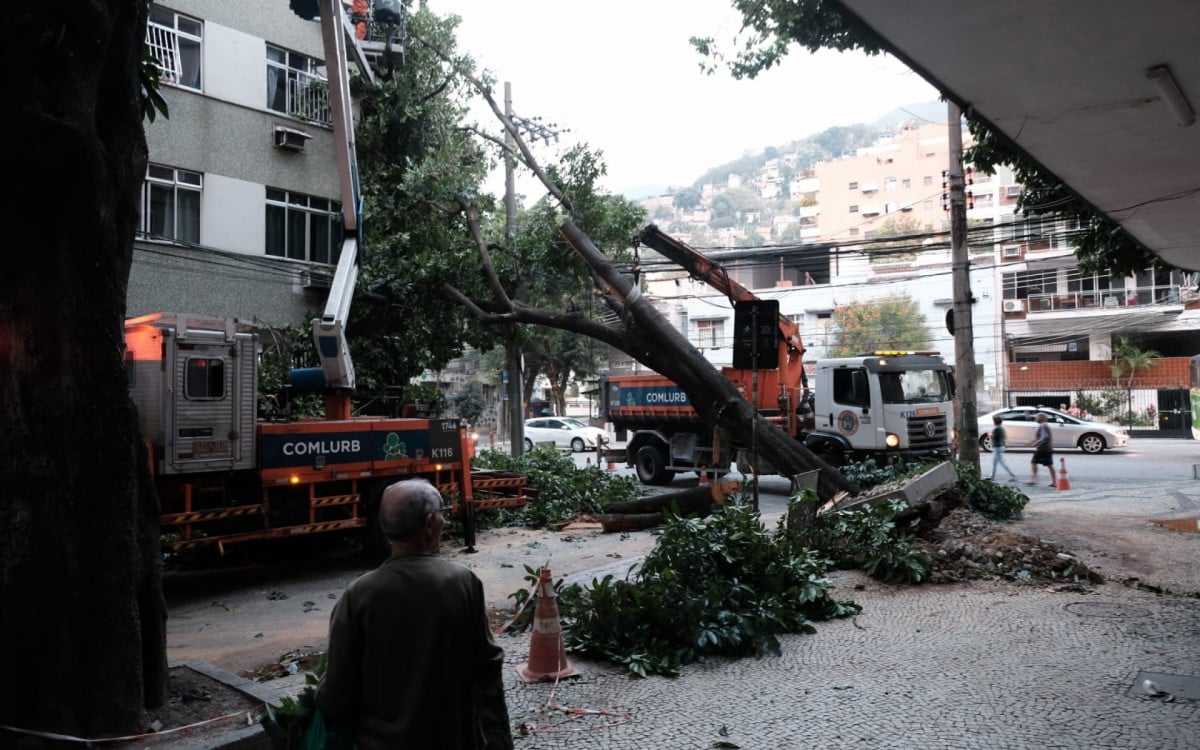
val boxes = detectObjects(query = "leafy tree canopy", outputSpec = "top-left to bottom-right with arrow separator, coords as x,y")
862,215 -> 930,263
504,146 -> 646,405
829,293 -> 931,357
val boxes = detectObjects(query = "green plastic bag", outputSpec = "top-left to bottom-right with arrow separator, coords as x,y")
304,710 -> 356,750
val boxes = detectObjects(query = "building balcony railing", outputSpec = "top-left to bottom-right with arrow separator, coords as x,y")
1025,284 -> 1184,313
287,71 -> 331,127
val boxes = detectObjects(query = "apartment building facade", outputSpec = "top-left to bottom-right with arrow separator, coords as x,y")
641,123 -> 1199,434
131,0 -> 342,326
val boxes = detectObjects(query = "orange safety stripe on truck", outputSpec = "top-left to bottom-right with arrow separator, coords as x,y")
161,504 -> 264,526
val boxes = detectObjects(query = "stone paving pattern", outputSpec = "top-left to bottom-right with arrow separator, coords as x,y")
500,573 -> 1200,749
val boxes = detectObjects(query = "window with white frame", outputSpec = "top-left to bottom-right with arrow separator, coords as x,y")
265,188 -> 342,263
267,44 -> 330,126
695,319 -> 725,347
145,6 -> 202,90
140,165 -> 201,243
1002,269 -> 1059,299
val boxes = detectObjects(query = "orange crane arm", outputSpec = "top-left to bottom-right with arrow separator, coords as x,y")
634,225 -> 811,435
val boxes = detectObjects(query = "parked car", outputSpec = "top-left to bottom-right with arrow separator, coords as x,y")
523,417 -> 607,452
977,407 -> 1129,454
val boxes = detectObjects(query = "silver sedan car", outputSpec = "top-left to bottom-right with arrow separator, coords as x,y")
523,417 -> 607,452
977,407 -> 1130,454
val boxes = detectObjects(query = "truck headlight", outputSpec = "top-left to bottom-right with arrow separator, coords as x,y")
885,432 -> 900,448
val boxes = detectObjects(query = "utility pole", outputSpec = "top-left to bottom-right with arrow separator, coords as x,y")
501,82 -> 567,457
503,82 -> 524,456
948,103 -> 980,467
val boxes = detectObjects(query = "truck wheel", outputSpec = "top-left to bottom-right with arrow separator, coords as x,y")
809,438 -> 847,468
635,445 -> 675,485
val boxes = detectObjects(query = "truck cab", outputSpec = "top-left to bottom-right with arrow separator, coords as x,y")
806,351 -> 954,464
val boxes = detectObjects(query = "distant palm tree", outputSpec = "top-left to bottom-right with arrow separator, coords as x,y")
1109,335 -> 1160,424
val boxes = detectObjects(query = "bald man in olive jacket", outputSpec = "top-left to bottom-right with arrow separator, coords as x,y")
315,479 -> 513,749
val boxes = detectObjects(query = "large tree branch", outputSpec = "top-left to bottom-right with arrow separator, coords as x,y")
455,196 -> 512,306
409,30 -> 573,213
441,281 -> 634,352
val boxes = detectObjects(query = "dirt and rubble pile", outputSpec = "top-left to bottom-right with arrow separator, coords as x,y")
913,495 -> 1103,586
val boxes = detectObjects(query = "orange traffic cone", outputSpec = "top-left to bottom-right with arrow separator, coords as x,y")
1056,457 -> 1071,491
698,466 -> 709,485
516,568 -> 579,683
606,456 -> 616,472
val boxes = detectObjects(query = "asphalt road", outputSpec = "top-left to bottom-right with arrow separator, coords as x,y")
565,435 -> 1199,491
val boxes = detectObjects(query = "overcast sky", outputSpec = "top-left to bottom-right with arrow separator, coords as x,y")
433,0 -> 942,200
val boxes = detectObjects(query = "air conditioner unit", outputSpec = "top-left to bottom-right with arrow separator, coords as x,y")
273,126 -> 312,152
1002,299 -> 1024,313
1002,245 -> 1022,258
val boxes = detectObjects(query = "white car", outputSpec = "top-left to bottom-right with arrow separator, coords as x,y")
523,417 -> 607,452
977,406 -> 1129,454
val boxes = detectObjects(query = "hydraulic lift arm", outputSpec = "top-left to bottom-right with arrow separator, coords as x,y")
635,224 -> 808,378
291,0 -> 376,417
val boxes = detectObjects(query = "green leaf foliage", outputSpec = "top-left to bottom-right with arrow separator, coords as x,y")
838,457 -> 927,490
690,0 -> 886,80
347,8 -> 501,403
954,462 -> 1028,520
260,657 -> 327,749
828,293 -> 930,357
503,146 -> 646,399
140,47 -> 169,123
793,493 -> 932,584
543,504 -> 860,677
471,447 -> 641,529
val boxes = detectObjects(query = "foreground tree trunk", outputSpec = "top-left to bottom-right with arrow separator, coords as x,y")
0,1 -> 167,741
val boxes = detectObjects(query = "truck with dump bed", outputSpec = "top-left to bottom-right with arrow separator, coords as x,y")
601,226 -> 954,485
128,1 -> 526,556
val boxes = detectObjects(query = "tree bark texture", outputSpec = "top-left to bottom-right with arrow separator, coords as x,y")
0,1 -> 167,741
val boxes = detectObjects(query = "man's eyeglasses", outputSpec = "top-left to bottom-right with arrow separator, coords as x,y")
432,504 -> 453,515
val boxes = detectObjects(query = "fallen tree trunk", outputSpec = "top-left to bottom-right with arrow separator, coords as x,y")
599,480 -> 742,532
604,481 -> 739,515
597,512 -> 665,532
